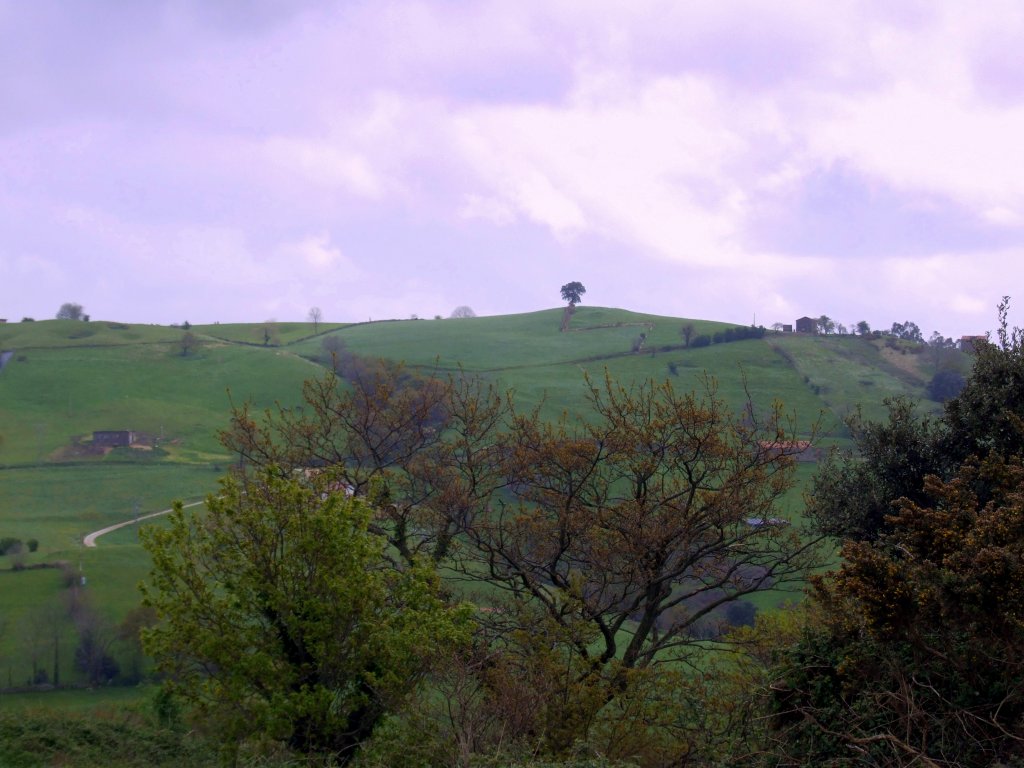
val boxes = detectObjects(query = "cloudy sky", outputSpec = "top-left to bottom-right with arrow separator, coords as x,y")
2,1 -> 1022,337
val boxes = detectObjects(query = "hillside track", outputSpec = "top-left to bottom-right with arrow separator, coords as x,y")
83,499 -> 206,547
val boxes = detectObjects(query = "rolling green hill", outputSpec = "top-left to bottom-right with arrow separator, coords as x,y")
0,309 -> 968,691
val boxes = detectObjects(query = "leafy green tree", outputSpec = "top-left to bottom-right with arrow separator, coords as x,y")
55,302 -> 84,321
808,398 -> 950,541
945,297 -> 1024,461
855,320 -> 870,336
141,468 -> 471,763
926,368 -> 965,402
560,281 -> 586,307
889,320 -> 923,342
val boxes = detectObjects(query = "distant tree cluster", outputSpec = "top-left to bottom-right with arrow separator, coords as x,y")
0,536 -> 37,556
927,368 -> 966,401
712,325 -> 766,344
888,320 -> 923,342
449,305 -> 476,318
686,324 -> 766,349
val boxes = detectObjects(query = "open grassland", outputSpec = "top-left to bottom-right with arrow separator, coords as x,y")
0,313 -> 965,700
0,684 -> 156,711
0,465 -> 216,551
0,333 -> 317,465
295,307 -> 731,373
192,320 -> 348,346
0,320 -> 183,349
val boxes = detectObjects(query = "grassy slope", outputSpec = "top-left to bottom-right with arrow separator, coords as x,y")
298,307 -> 943,436
0,321 -> 318,687
0,312 -> 964,692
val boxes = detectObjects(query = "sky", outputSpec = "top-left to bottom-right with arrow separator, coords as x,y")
2,1 -> 1023,338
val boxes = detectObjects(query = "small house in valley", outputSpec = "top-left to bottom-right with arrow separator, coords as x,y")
92,430 -> 136,447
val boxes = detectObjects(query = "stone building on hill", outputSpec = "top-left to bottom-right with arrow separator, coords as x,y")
795,317 -> 816,334
92,430 -> 136,447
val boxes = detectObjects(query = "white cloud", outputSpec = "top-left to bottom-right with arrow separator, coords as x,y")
262,137 -> 384,199
458,194 -> 516,226
276,232 -> 356,275
3,0 -> 1024,335
170,227 -> 269,285
451,73 -> 768,264
983,207 -> 1021,227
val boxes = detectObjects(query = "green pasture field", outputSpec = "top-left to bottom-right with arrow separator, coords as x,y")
192,320 -> 347,346
0,683 -> 157,711
0,464 -> 216,551
291,307 -> 941,439
0,320 -> 183,349
294,307 -> 730,374
769,334 -> 941,425
0,334 -> 317,465
0,310 -> 967,704
0,463 -> 214,686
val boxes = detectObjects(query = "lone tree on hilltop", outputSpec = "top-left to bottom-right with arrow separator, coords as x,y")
560,281 -> 586,307
308,307 -> 323,333
450,305 -> 476,319
56,302 -> 85,321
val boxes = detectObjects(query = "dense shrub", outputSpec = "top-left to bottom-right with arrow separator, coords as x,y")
709,326 -> 766,346
0,709 -> 217,768
927,368 -> 966,402
0,537 -> 23,555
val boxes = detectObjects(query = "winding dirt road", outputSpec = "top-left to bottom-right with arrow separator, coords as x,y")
83,499 -> 206,547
